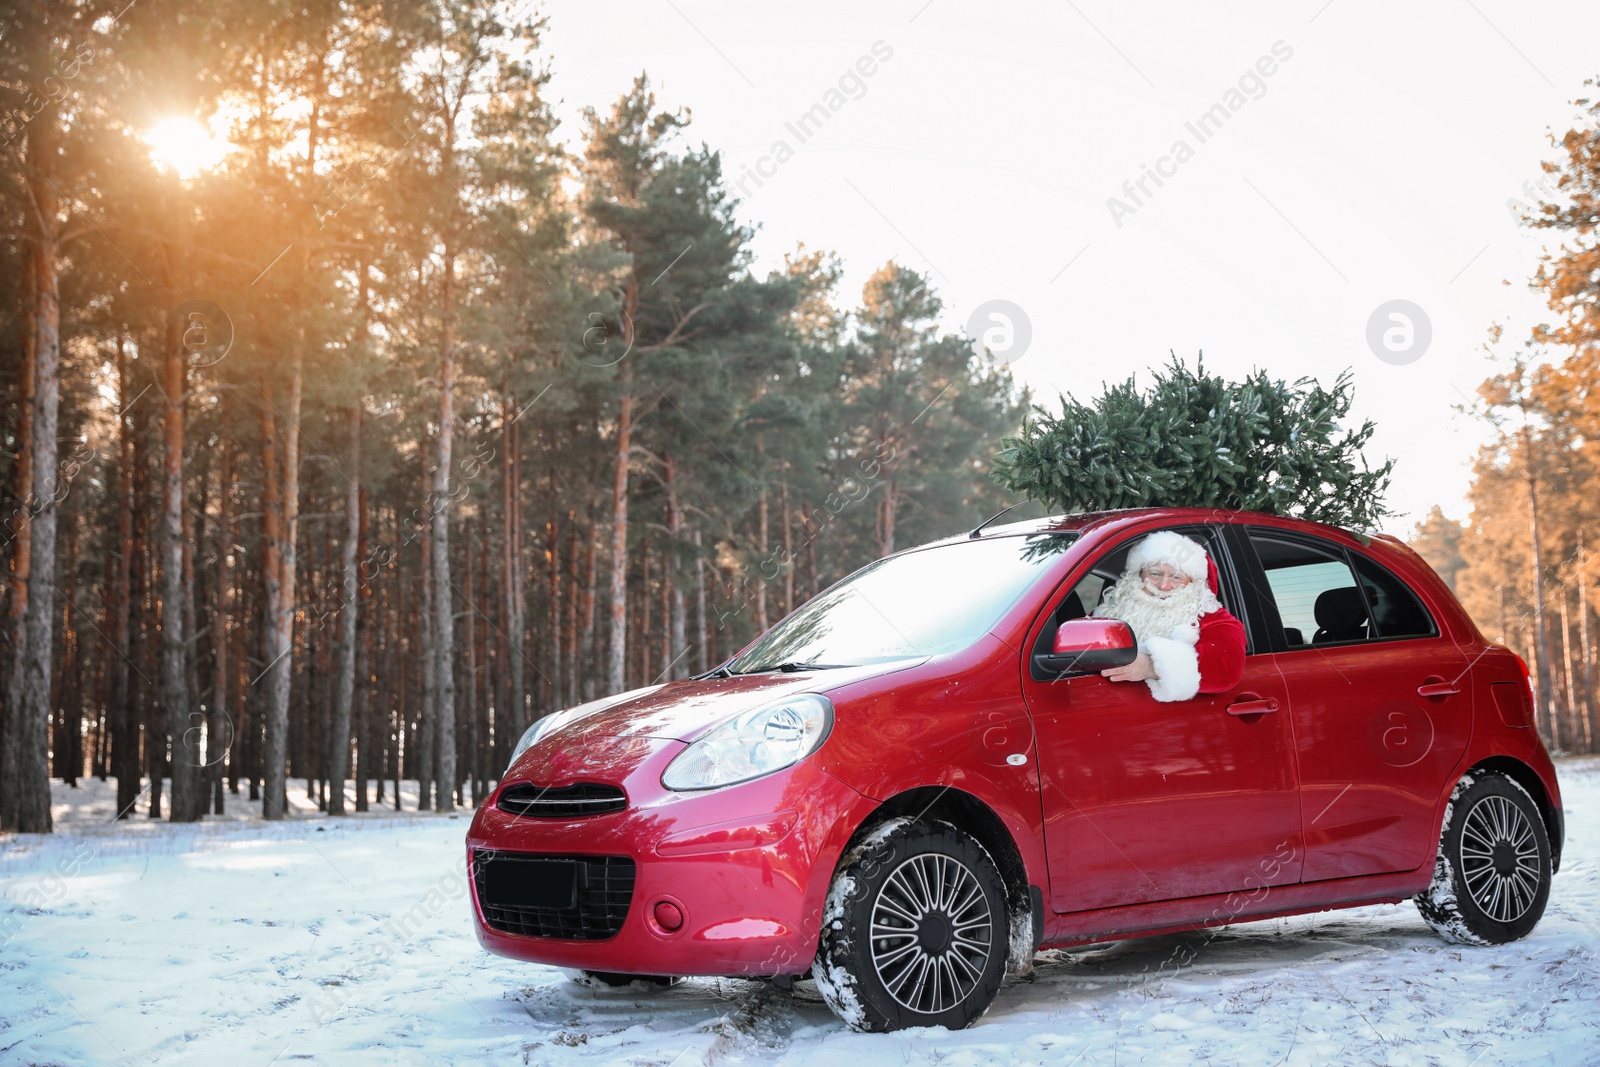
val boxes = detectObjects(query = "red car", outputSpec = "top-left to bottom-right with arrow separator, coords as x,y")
466,507 -> 1564,1032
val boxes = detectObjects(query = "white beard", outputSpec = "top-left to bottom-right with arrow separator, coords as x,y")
1092,574 -> 1221,648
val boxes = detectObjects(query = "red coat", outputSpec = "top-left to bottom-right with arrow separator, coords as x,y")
1192,605 -> 1247,695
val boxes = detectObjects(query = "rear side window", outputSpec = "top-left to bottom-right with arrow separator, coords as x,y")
1249,533 -> 1364,647
1351,553 -> 1436,639
1248,531 -> 1439,648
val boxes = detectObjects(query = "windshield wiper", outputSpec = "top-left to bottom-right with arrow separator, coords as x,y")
735,660 -> 853,675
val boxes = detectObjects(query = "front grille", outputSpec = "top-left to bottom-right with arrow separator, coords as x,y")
497,782 -> 628,819
473,850 -> 636,940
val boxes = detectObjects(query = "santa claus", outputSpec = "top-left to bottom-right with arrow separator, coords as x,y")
1092,530 -> 1246,701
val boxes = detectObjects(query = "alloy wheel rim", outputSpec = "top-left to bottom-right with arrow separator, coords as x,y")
1458,794 -> 1541,924
869,853 -> 993,1014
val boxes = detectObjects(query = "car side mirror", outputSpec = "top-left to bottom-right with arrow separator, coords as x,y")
1032,617 -> 1137,679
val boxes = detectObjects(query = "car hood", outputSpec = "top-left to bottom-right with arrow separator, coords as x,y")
538,660 -> 923,749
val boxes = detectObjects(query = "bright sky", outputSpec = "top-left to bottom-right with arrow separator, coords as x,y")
536,0 -> 1600,538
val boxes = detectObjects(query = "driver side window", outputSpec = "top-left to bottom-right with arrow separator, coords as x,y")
1041,524 -> 1248,653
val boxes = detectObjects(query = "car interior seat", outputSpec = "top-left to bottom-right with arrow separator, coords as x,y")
1312,587 -> 1368,643
1054,589 -> 1086,625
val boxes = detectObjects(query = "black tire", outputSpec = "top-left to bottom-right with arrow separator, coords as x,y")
564,969 -> 683,989
1415,771 -> 1551,945
813,817 -> 1009,1033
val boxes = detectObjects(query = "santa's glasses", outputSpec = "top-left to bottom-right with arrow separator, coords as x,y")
1139,566 -> 1192,589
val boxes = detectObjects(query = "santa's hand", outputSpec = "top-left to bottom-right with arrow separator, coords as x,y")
1102,652 -> 1155,683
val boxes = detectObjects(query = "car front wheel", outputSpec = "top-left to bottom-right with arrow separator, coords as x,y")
814,817 -> 1009,1032
1415,770 -> 1551,945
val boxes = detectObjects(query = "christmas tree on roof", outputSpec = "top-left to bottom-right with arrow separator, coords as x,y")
990,355 -> 1395,530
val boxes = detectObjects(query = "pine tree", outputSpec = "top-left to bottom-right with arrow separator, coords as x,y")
1408,506 -> 1466,594
1526,78 -> 1600,352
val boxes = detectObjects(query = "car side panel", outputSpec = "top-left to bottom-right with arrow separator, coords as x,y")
1225,522 -> 1476,882
813,635 -> 1053,896
1269,638 -> 1474,880
1021,520 -> 1303,913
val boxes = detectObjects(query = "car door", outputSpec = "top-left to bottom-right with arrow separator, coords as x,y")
1236,526 -> 1473,883
1022,523 -> 1303,915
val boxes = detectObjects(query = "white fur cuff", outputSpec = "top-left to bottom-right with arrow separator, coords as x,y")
1143,635 -> 1202,702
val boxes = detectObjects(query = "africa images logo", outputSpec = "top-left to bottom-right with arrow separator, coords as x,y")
732,40 -> 895,200
1107,40 -> 1295,228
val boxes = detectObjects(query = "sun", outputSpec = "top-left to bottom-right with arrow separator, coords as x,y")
145,116 -> 232,179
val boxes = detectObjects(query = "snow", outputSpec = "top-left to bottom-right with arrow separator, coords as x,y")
3,762 -> 1599,1065
1414,773 -> 1489,948
1006,893 -> 1037,980
811,815 -> 917,1032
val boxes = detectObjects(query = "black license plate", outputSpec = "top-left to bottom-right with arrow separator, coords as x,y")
483,856 -> 578,909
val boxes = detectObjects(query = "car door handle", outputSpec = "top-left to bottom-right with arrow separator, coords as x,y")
1226,695 -> 1279,716
1417,679 -> 1460,699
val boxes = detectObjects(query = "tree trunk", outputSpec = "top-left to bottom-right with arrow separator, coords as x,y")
503,401 -> 526,737
805,504 -> 820,597
258,355 -> 302,819
563,527 -> 578,706
478,512 -> 493,797
2,254 -> 37,829
463,524 -> 479,805
663,455 -> 687,679
54,518 -> 80,784
130,410 -> 154,815
639,537 -> 650,688
230,541 -> 249,799
13,124 -> 63,832
781,480 -> 794,618
257,394 -> 285,817
756,436 -> 769,633
329,407 -> 361,815
418,527 -> 435,811
609,387 -> 633,695
1560,591 -> 1578,753
1523,426 -> 1556,749
184,447 -> 206,773
162,308 -> 200,822
432,252 -> 458,812
393,530 -> 405,812
544,513 -> 561,714
581,527 -> 598,701
354,488 -> 372,811
879,478 -> 900,558
607,283 -> 638,695
209,417 -> 232,815
1580,532 -> 1595,753
694,528 -> 707,674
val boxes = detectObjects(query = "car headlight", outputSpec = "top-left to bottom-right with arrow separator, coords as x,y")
505,684 -> 667,774
661,694 -> 834,792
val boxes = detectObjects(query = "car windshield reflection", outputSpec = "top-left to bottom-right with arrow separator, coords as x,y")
728,531 -> 1077,675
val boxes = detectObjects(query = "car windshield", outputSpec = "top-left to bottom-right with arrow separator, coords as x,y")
727,532 -> 1078,674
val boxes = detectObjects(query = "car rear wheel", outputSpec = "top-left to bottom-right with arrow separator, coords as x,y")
814,817 -> 1008,1032
1415,771 -> 1551,945
563,969 -> 683,989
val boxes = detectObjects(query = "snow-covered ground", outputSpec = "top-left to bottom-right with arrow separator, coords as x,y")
3,762 -> 1597,1067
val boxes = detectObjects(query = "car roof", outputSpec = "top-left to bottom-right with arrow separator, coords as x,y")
924,505 -> 1472,641
935,506 -> 1393,548
926,505 -> 1433,584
